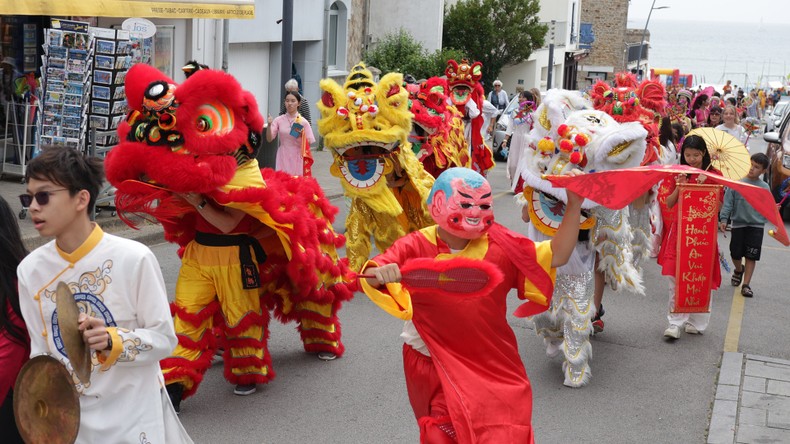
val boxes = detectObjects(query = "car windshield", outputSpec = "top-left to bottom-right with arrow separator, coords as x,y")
504,97 -> 520,114
774,102 -> 788,116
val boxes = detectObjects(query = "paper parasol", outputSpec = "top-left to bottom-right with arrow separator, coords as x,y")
688,127 -> 751,180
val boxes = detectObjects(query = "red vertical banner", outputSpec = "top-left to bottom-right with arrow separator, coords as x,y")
674,184 -> 723,313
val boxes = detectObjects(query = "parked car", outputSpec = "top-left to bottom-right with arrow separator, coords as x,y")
763,109 -> 790,221
491,95 -> 521,160
764,99 -> 789,133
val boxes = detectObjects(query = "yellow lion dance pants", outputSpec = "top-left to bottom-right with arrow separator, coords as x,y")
161,235 -> 341,398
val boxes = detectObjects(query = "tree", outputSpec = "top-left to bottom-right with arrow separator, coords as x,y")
443,0 -> 547,86
364,29 -> 465,80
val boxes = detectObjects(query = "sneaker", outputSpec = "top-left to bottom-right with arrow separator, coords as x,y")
684,324 -> 702,335
317,352 -> 337,361
592,318 -> 605,333
234,384 -> 257,396
663,325 -> 681,339
166,383 -> 184,414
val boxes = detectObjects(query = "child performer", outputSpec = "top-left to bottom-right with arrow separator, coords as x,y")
360,167 -> 584,443
656,135 -> 722,339
718,153 -> 771,297
16,147 -> 190,442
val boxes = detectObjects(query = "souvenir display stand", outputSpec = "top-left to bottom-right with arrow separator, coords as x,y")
88,27 -> 131,150
38,19 -> 93,150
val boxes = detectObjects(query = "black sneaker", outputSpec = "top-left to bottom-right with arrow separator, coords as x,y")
166,383 -> 184,414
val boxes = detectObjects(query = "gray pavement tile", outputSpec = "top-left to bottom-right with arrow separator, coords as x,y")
720,352 -> 745,386
748,355 -> 790,367
717,384 -> 740,401
768,380 -> 790,397
744,376 -> 767,393
708,399 -> 738,444
767,411 -> 790,430
736,424 -> 790,443
739,407 -> 767,426
745,360 -> 790,383
741,391 -> 790,411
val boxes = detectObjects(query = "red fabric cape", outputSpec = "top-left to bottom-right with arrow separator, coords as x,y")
545,165 -> 789,246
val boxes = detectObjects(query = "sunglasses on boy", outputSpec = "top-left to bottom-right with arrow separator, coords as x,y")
18,189 -> 69,207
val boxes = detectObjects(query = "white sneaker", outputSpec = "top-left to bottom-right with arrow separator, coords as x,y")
233,384 -> 257,396
317,352 -> 337,361
685,324 -> 702,335
663,325 -> 681,339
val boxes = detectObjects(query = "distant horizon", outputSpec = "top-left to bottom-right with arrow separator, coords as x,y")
628,0 -> 788,25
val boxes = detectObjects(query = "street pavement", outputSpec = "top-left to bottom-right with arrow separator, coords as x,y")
3,141 -> 790,443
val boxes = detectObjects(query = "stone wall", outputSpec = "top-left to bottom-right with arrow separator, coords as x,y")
347,0 -> 368,71
577,0 -> 629,89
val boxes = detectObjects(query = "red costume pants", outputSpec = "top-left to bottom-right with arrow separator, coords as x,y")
403,344 -> 457,444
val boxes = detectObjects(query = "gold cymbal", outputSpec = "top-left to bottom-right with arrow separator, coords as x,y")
14,355 -> 80,444
56,281 -> 91,384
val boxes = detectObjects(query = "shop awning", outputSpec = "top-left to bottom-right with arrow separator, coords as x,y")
0,0 -> 255,19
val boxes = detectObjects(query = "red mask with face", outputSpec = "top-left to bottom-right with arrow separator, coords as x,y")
429,174 -> 495,240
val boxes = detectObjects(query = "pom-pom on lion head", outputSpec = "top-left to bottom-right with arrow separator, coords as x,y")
107,64 -> 264,194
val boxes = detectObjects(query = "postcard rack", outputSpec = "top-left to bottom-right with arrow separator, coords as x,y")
87,27 -> 131,149
38,19 -> 93,150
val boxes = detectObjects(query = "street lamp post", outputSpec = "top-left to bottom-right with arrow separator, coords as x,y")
635,1 -> 669,80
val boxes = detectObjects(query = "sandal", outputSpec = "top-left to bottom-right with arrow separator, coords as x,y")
741,284 -> 754,298
731,270 -> 743,287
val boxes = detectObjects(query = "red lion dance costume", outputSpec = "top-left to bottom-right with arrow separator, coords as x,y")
407,77 -> 471,178
445,59 -> 495,176
105,65 -> 352,409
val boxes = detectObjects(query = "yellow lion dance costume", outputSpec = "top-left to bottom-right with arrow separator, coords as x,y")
318,63 -> 435,271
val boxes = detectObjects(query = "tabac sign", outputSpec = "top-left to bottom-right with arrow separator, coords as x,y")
1,0 -> 255,19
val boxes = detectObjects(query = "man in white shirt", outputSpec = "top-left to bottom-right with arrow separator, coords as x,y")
16,146 -> 190,443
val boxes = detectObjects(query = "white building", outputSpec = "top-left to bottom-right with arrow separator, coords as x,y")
366,0 -> 444,52
495,0 -> 585,94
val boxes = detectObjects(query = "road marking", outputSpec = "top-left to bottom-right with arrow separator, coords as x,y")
723,287 -> 745,352
762,245 -> 790,253
494,191 -> 513,200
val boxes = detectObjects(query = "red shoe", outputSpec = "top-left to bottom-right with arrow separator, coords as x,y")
592,318 -> 604,333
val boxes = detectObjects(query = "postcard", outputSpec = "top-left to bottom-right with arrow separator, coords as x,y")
96,40 -> 116,55
92,85 -> 111,100
94,70 -> 112,85
95,55 -> 114,70
93,100 -> 110,115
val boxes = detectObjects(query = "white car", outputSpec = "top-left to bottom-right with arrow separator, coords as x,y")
765,100 -> 788,133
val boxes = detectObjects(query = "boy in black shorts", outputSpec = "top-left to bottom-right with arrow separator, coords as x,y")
718,153 -> 771,297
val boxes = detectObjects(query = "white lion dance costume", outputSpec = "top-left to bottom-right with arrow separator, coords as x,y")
515,89 -> 649,387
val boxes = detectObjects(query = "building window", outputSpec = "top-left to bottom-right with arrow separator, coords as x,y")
327,1 -> 347,71
587,71 -> 607,81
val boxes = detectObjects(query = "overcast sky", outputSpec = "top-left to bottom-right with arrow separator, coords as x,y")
627,0 -> 789,24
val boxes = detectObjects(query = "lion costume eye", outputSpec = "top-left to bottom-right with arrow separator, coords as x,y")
195,102 -> 234,136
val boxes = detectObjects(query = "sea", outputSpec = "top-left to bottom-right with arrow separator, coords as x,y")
629,19 -> 790,90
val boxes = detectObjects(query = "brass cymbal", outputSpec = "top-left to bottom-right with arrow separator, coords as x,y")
56,281 -> 91,384
14,355 -> 80,444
